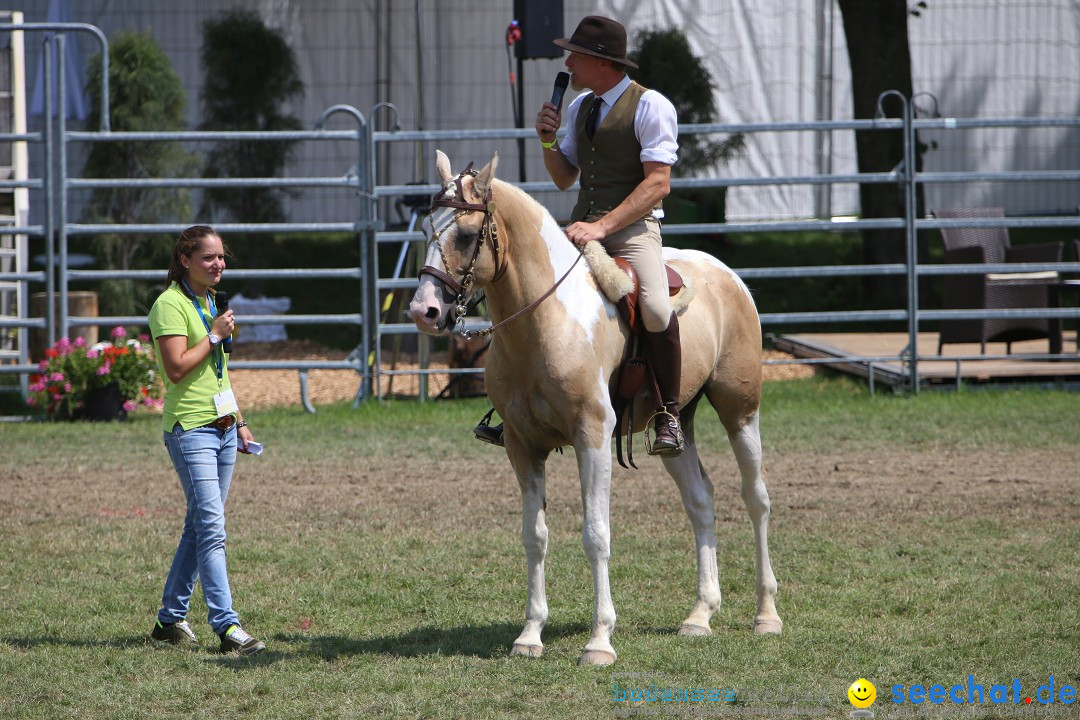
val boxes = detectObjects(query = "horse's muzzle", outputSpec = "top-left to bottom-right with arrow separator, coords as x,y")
408,302 -> 448,335
409,277 -> 455,335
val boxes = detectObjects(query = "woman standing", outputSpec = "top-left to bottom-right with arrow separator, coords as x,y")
147,225 -> 265,655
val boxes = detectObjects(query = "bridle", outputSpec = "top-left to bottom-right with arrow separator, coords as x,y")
419,162 -> 584,339
419,163 -> 501,336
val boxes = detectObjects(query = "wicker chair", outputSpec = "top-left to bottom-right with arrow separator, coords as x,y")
933,207 -> 1063,354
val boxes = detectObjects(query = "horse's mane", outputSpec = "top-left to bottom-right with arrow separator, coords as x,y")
490,178 -> 636,301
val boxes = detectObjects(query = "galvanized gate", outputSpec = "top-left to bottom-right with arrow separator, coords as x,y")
3,21 -> 1080,409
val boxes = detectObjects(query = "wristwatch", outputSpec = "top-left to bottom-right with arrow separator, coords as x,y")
208,332 -> 221,347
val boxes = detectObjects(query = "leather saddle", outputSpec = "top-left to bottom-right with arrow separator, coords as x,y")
612,257 -> 684,333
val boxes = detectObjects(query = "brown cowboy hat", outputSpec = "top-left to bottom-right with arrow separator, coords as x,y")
553,15 -> 639,69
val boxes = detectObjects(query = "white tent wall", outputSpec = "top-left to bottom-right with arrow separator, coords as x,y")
911,1 -> 1080,215
15,0 -> 1080,230
611,0 -> 860,220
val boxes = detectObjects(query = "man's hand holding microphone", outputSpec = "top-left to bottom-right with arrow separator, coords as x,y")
538,71 -> 569,147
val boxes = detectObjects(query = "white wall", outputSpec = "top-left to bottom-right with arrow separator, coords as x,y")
15,0 -> 1080,228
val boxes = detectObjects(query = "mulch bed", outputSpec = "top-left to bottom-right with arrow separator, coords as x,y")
226,340 -> 816,409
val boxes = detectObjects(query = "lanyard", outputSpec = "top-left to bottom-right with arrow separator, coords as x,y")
181,279 -> 223,381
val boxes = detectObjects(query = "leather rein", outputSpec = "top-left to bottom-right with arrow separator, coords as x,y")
419,164 -> 584,339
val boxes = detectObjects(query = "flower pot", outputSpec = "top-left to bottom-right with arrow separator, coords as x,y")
78,382 -> 127,422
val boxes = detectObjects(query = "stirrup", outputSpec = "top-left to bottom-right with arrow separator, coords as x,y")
644,409 -> 684,457
473,408 -> 505,447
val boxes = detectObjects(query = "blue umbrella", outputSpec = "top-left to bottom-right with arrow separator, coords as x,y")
29,0 -> 90,121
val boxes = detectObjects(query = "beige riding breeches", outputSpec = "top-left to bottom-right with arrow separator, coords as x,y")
600,217 -> 671,332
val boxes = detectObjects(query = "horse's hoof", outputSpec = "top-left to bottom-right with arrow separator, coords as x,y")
579,649 -> 617,666
753,618 -> 783,635
678,623 -> 712,637
510,643 -> 544,658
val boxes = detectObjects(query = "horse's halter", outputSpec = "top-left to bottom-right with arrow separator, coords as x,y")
418,162 -> 502,335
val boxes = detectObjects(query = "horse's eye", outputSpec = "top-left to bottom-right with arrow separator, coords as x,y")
454,226 -> 479,248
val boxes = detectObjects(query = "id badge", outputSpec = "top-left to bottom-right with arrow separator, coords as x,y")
213,388 -> 239,417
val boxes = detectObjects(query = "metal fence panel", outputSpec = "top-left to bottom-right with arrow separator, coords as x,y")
3,23 -> 1080,403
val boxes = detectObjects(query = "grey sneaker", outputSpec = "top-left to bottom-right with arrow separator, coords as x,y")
151,619 -> 198,645
219,625 -> 266,656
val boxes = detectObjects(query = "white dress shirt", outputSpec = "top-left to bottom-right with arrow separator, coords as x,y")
558,74 -> 680,171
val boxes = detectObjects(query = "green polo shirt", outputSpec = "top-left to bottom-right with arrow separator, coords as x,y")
148,282 -> 232,432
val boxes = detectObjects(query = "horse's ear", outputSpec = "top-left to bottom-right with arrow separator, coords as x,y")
474,152 -> 499,199
435,150 -> 452,183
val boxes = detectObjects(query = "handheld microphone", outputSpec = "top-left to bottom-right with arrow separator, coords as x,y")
215,291 -> 233,354
551,71 -> 570,112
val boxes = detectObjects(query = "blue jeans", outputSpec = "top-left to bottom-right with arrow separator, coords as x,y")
158,424 -> 239,635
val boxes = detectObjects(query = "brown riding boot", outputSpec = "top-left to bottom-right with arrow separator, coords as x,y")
644,312 -> 684,457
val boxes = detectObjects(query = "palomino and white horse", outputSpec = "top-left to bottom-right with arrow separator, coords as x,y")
409,151 -> 781,666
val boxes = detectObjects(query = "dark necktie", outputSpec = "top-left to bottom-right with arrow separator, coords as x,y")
585,97 -> 602,140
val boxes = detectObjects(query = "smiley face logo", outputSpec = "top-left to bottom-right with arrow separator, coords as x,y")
848,678 -> 877,709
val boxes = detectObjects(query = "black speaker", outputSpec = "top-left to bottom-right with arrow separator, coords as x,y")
513,0 -> 564,60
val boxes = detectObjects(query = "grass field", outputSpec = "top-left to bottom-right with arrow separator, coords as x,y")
1,377 -> 1078,719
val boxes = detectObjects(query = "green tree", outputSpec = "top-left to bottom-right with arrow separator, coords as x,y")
199,8 -> 303,222
627,29 -> 743,249
198,10 -> 304,295
628,29 -> 743,177
82,31 -> 197,317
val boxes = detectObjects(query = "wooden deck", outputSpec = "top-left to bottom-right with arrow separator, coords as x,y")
771,332 -> 1080,389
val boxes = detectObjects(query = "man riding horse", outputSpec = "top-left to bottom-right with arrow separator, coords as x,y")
475,15 -> 684,456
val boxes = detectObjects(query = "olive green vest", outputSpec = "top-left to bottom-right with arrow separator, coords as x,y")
571,81 -> 660,222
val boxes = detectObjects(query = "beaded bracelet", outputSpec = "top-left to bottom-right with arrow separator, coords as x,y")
236,420 -> 248,428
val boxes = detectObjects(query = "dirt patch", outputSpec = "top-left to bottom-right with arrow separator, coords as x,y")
89,342 -> 1072,532
226,341 -> 816,408
6,431 -> 1076,536
3,344 -> 1073,531
220,445 -> 1080,530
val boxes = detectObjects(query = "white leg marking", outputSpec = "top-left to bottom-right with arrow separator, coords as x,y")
576,442 -> 618,665
730,412 -> 782,634
663,440 -> 723,635
510,458 -> 549,657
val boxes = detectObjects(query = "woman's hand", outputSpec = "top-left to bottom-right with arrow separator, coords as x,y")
158,308 -> 235,384
211,309 -> 234,340
237,423 -> 255,453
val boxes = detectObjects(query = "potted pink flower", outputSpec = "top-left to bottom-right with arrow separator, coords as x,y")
27,326 -> 164,421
